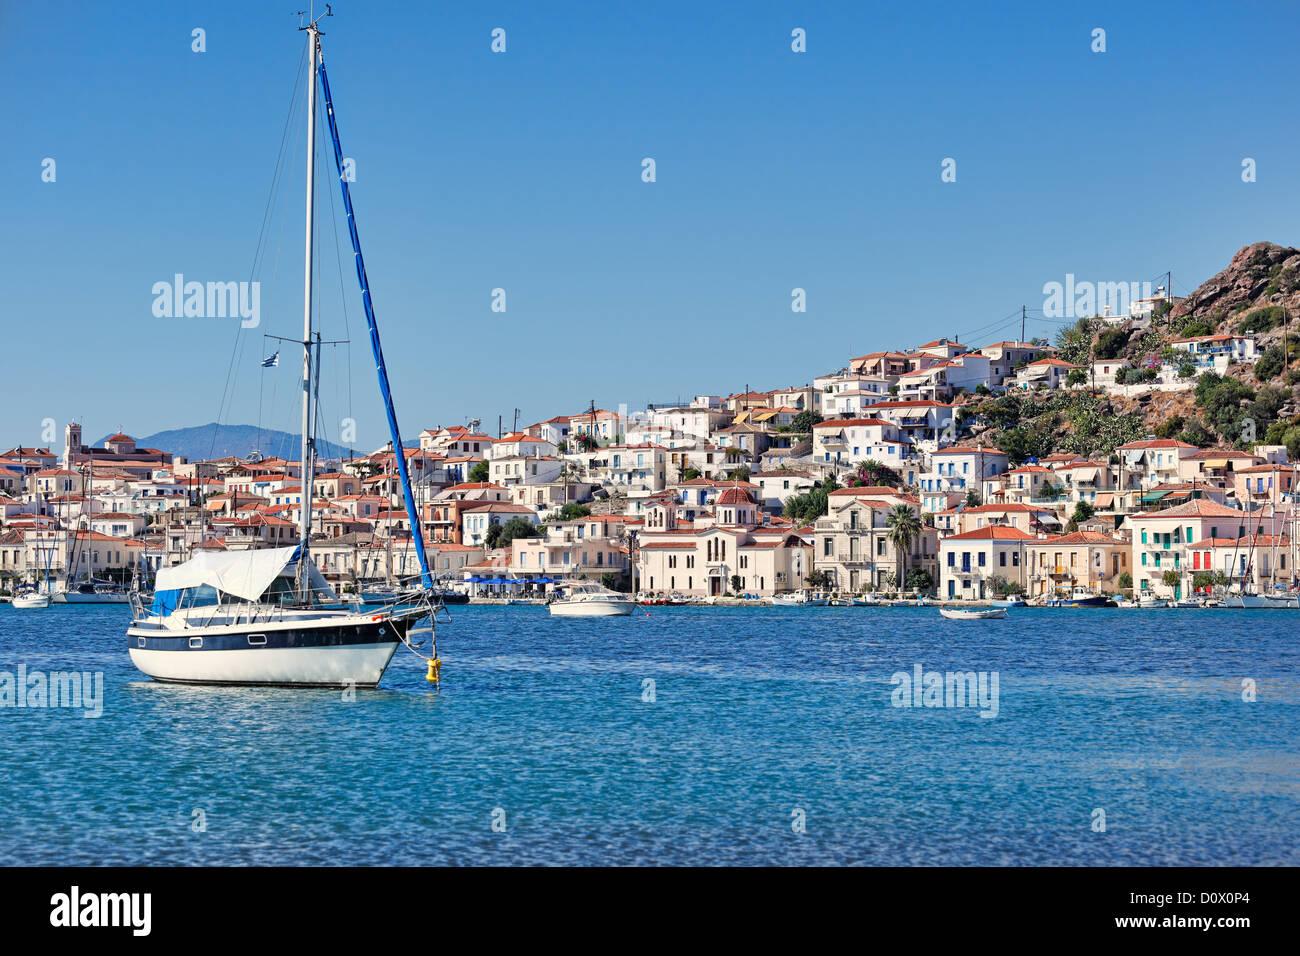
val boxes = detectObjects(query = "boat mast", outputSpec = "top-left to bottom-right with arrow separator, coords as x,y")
297,15 -> 321,600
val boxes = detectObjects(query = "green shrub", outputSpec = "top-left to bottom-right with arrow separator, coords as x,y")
1238,306 -> 1287,335
1256,346 -> 1285,381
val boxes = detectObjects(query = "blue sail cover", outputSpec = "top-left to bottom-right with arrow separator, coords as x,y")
317,47 -> 433,589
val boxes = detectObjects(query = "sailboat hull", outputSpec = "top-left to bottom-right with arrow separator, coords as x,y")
126,613 -> 415,687
1223,594 -> 1299,609
56,591 -> 131,604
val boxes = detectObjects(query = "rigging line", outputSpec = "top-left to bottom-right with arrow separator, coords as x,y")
259,103 -> 305,456
208,44 -> 309,463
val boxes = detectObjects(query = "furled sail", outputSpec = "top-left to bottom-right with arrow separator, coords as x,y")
316,45 -> 433,589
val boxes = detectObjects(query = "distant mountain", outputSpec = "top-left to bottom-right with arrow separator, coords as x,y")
95,424 -> 360,463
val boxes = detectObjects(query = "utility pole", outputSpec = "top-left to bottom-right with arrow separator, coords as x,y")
1284,308 -> 1290,371
1021,305 -> 1026,345
513,407 -> 521,433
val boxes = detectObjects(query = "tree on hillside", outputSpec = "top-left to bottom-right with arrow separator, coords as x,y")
1055,316 -> 1101,366
886,504 -> 922,588
1255,346 -> 1285,381
791,410 -> 823,433
468,460 -> 490,483
1093,328 -> 1129,360
782,475 -> 840,523
485,516 -> 540,550
905,569 -> 933,593
845,459 -> 901,488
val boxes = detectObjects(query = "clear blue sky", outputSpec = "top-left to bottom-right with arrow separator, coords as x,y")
3,0 -> 1298,454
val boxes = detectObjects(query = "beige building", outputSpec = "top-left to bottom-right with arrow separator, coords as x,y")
637,488 -> 812,597
812,496 -> 938,592
1024,531 -> 1130,598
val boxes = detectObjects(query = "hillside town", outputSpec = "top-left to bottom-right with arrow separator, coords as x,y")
6,261 -> 1300,606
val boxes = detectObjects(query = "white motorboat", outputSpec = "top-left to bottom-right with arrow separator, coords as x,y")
12,590 -> 50,610
772,589 -> 830,607
548,582 -> 636,617
1138,597 -> 1168,608
125,17 -> 437,688
939,606 -> 1006,621
990,596 -> 1027,608
852,594 -> 882,606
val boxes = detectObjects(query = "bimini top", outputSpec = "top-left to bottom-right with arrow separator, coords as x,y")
152,545 -> 331,609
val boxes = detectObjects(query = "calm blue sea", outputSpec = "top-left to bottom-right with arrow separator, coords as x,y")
0,603 -> 1296,865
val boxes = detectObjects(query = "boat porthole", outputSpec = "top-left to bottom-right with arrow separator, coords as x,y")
378,627 -> 386,635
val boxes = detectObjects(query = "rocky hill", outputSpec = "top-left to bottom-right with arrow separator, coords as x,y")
1170,241 -> 1300,323
963,241 -> 1300,463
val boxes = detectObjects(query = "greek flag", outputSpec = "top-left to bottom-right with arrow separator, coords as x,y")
261,351 -> 279,368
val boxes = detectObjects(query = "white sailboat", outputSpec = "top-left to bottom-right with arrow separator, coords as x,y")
13,532 -> 54,609
126,12 -> 436,687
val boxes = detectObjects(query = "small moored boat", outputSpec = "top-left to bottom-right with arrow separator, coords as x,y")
1045,585 -> 1109,607
939,607 -> 1007,621
12,590 -> 50,610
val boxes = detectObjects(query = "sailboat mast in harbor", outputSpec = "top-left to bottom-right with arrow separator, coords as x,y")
297,16 -> 320,600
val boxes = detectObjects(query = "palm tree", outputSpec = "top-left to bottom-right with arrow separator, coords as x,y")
886,504 -> 922,591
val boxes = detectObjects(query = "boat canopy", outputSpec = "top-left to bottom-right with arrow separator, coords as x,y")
151,545 -> 331,614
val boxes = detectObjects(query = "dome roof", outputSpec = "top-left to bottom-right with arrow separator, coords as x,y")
717,487 -> 753,505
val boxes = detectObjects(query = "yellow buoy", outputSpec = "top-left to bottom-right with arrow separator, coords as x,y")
426,658 -> 442,684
